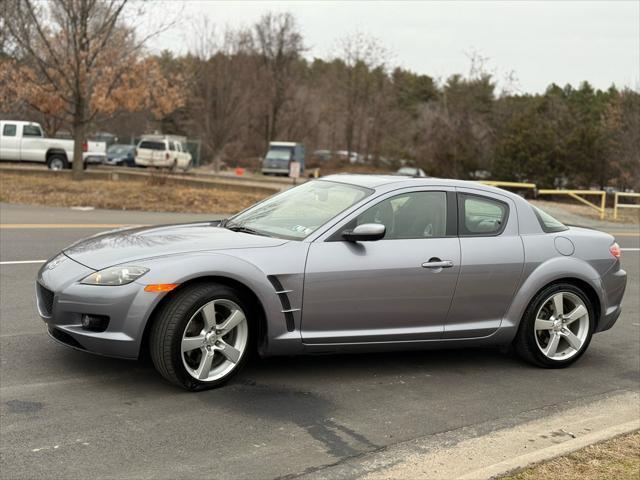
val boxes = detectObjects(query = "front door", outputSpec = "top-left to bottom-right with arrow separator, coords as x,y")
1,123 -> 20,161
302,188 -> 460,344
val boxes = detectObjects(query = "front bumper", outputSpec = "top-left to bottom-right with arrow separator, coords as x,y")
83,155 -> 107,165
36,255 -> 161,359
261,167 -> 290,175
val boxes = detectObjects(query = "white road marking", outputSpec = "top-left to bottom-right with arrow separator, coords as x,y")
621,248 -> 639,252
0,260 -> 46,265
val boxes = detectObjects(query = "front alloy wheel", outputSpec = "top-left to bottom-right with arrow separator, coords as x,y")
150,283 -> 253,390
181,299 -> 248,382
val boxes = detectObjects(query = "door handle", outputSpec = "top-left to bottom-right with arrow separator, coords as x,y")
422,259 -> 454,269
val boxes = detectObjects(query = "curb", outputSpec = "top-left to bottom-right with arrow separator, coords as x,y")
298,391 -> 640,480
462,420 -> 640,480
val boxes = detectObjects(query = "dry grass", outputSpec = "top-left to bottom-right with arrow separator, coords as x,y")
0,173 -> 267,214
502,431 -> 640,480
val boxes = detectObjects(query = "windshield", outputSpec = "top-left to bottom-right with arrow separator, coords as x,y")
532,205 -> 568,233
226,180 -> 372,240
265,148 -> 292,162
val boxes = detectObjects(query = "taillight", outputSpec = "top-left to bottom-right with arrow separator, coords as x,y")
610,242 -> 621,259
82,141 -> 88,152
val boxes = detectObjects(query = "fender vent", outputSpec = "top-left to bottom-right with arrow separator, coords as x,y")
267,275 -> 297,332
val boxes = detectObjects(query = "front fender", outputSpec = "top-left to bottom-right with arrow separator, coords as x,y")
133,248 -> 307,357
501,255 -> 604,340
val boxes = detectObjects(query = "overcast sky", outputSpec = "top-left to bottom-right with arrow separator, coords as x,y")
149,0 -> 639,94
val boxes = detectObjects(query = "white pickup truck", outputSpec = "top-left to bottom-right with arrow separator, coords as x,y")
0,120 -> 106,170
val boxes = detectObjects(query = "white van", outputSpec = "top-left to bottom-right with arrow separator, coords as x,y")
134,135 -> 192,171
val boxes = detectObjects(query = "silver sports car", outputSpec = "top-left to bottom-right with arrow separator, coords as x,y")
36,175 -> 627,390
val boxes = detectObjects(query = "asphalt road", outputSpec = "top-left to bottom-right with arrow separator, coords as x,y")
1,203 -> 638,479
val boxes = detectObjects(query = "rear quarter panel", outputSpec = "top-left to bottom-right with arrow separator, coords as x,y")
501,233 -> 606,340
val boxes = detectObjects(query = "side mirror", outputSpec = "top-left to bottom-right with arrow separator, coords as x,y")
342,223 -> 386,242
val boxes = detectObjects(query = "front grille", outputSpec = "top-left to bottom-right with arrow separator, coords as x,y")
37,283 -> 54,316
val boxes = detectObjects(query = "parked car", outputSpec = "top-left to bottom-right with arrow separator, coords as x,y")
105,144 -> 135,167
312,149 -> 333,163
261,141 -> 305,176
335,150 -> 361,164
37,175 -> 626,390
134,135 -> 192,171
0,120 -> 106,170
396,166 -> 427,177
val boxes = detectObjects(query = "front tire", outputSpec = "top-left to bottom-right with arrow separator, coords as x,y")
149,283 -> 253,390
514,283 -> 594,368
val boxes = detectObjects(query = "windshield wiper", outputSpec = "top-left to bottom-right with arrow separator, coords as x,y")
225,224 -> 273,237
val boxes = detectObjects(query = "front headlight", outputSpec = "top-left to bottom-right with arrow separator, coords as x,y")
81,266 -> 149,286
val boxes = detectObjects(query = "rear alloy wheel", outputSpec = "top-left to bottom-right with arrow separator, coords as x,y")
150,283 -> 253,390
514,283 -> 594,368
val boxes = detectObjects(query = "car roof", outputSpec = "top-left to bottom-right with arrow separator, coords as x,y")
1,120 -> 40,126
139,135 -> 186,142
320,173 -> 521,198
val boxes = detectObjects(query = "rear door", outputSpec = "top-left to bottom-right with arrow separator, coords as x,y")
444,188 -> 525,338
0,123 -> 20,160
302,187 -> 460,344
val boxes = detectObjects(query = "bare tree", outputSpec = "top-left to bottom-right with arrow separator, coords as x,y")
334,32 -> 389,159
1,0 -> 177,179
254,12 -> 305,142
188,20 -> 255,172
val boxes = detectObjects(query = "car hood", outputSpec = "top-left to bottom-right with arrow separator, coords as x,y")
63,222 -> 288,270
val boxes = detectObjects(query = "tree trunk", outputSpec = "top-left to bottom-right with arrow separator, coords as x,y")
72,101 -> 85,180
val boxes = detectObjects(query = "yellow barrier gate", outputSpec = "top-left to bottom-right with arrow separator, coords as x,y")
537,189 -> 607,220
614,192 -> 640,220
479,181 -> 537,190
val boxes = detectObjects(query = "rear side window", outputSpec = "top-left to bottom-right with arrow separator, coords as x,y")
532,205 -> 568,233
138,141 -> 165,150
459,194 -> 508,236
22,124 -> 42,137
2,124 -> 16,136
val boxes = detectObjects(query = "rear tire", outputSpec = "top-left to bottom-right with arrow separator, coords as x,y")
47,154 -> 68,170
513,283 -> 594,368
149,283 -> 254,390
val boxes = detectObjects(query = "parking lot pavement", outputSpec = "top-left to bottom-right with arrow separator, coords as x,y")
1,204 -> 638,479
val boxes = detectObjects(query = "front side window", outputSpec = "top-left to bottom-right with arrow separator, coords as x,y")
168,141 -> 176,151
22,124 -> 42,137
459,194 -> 508,236
2,124 -> 17,137
532,205 -> 568,233
354,191 -> 448,239
226,180 -> 372,240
